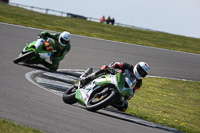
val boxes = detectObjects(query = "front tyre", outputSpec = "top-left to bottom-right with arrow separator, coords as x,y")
63,85 -> 77,104
13,51 -> 35,64
86,89 -> 116,111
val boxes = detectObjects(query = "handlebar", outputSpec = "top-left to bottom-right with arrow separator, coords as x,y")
107,66 -> 117,75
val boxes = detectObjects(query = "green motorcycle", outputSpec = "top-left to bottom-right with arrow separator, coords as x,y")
13,36 -> 55,64
63,67 -> 136,111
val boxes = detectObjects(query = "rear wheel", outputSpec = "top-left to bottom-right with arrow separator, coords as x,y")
63,85 -> 77,104
13,51 -> 35,64
86,88 -> 116,111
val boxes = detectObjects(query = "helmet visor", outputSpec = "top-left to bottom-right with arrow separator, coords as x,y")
137,65 -> 147,78
60,37 -> 69,45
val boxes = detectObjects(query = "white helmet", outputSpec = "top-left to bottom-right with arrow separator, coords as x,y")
133,62 -> 150,79
59,31 -> 71,47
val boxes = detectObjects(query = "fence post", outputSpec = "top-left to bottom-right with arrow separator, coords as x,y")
46,9 -> 49,14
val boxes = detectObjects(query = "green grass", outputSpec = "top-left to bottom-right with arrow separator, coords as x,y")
126,77 -> 200,133
0,3 -> 200,133
0,118 -> 43,133
0,3 -> 200,54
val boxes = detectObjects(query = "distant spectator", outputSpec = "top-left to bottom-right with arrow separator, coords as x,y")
99,16 -> 106,23
106,16 -> 111,24
111,18 -> 115,25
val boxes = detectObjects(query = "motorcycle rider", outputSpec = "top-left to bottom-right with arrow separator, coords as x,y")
37,31 -> 71,71
80,61 -> 150,111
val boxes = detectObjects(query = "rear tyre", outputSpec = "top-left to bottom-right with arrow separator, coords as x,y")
63,85 -> 77,104
86,89 -> 116,111
13,51 -> 35,64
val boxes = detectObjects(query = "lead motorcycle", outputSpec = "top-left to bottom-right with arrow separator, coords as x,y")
13,35 -> 55,64
63,67 -> 136,111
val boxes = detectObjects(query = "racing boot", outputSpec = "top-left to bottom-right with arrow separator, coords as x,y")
112,100 -> 128,112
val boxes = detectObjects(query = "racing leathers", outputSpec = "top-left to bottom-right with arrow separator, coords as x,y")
80,62 -> 142,111
38,31 -> 71,71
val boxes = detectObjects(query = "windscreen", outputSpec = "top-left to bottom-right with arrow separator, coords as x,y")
124,69 -> 137,89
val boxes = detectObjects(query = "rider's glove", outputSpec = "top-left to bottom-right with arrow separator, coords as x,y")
100,65 -> 116,74
107,66 -> 116,74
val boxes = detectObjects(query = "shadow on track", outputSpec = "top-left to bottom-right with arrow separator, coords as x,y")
18,63 -> 83,77
18,63 -> 51,72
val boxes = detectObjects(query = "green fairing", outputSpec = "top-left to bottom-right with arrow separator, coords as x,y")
25,41 -> 37,53
97,75 -> 111,87
116,73 -> 125,91
24,41 -> 38,61
25,40 -> 51,61
96,73 -> 125,90
75,89 -> 86,105
97,73 -> 132,98
116,73 -> 133,98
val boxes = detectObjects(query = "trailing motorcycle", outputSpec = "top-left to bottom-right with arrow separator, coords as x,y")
13,35 -> 55,64
63,67 -> 136,111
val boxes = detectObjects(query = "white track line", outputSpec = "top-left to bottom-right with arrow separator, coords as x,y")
25,69 -> 84,96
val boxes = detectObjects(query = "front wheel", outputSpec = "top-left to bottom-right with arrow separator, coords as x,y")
13,51 -> 35,64
63,85 -> 77,104
86,89 -> 116,111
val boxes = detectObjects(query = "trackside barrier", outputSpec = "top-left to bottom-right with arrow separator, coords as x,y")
7,2 -> 154,31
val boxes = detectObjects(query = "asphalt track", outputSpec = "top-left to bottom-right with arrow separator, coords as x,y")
0,22 -> 199,133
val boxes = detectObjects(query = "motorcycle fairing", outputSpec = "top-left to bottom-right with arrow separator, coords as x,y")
22,39 -> 52,60
75,81 -> 97,105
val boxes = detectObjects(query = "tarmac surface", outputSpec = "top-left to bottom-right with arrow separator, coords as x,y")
0,22 -> 199,133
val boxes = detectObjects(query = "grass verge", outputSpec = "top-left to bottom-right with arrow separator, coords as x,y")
126,77 -> 200,133
0,118 -> 43,133
0,3 -> 200,54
